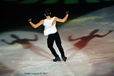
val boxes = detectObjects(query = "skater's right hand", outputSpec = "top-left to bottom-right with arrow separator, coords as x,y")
28,18 -> 32,22
66,11 -> 69,15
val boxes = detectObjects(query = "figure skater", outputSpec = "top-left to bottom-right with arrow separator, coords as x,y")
28,9 -> 69,62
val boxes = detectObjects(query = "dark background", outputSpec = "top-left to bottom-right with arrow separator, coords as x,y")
0,0 -> 114,33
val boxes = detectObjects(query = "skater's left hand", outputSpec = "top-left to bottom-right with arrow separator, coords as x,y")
28,18 -> 32,22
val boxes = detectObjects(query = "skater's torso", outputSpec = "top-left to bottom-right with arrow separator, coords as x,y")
43,17 -> 57,36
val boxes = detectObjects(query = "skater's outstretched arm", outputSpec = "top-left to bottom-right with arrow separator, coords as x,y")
1,39 -> 16,45
28,19 -> 44,28
27,35 -> 38,41
96,30 -> 113,37
52,11 -> 69,25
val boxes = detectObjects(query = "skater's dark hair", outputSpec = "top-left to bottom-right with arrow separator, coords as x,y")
44,9 -> 51,16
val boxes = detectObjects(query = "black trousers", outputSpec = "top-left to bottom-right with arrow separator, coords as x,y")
47,32 -> 65,58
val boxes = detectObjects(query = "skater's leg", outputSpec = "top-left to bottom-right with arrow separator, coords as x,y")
54,32 -> 65,57
47,34 -> 59,58
54,32 -> 67,61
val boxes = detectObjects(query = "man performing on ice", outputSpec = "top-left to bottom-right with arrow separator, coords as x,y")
28,9 -> 69,62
